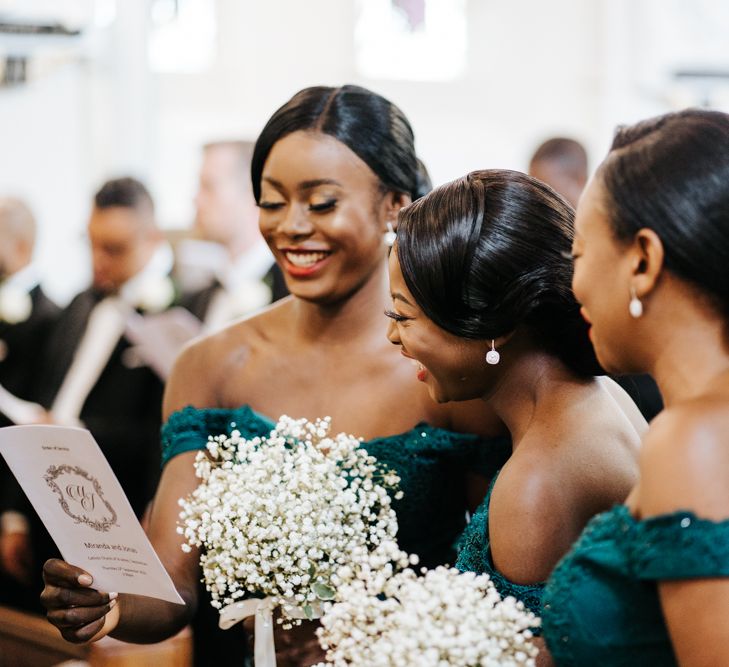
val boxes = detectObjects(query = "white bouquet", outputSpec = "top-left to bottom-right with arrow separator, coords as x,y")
177,415 -> 405,664
314,565 -> 541,667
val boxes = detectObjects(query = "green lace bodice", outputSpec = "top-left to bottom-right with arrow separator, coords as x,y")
542,504 -> 729,666
161,405 -> 510,568
455,470 -> 544,618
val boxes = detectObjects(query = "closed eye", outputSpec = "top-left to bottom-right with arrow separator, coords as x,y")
309,199 -> 337,213
384,309 -> 410,322
259,201 -> 285,210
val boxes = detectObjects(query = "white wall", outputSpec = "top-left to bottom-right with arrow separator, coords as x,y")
1,0 -> 727,304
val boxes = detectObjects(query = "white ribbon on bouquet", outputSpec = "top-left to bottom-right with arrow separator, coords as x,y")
219,598 -> 324,667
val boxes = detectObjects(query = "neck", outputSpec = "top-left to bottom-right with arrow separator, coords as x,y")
290,264 -> 390,345
648,318 -> 729,407
485,341 -> 581,446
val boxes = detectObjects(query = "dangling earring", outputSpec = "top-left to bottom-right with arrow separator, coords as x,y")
384,222 -> 397,247
486,339 -> 500,365
629,286 -> 643,318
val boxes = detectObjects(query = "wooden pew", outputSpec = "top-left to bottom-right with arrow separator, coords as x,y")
0,605 -> 191,667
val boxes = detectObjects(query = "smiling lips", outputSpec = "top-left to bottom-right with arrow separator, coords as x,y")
402,355 -> 428,382
279,248 -> 332,277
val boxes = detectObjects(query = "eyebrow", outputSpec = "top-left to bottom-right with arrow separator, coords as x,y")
262,176 -> 342,192
391,291 -> 414,306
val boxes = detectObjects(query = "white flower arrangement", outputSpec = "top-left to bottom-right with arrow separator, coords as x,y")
0,283 -> 32,324
177,415 -> 404,640
314,565 -> 541,667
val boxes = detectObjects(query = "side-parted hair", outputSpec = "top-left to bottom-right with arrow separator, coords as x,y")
251,85 -> 431,203
599,108 -> 729,317
396,169 -> 602,377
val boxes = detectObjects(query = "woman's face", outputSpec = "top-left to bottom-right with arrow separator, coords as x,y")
571,176 -> 636,373
386,248 -> 489,403
258,130 -> 397,304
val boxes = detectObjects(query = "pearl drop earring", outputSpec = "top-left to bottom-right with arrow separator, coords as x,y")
486,340 -> 500,365
384,222 -> 397,247
629,286 -> 643,318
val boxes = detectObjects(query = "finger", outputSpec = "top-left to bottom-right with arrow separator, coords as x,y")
59,616 -> 107,644
41,583 -> 115,610
43,558 -> 95,588
47,598 -> 117,630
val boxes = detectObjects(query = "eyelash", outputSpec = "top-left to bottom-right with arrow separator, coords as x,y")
258,200 -> 337,212
384,309 -> 409,322
309,199 -> 337,212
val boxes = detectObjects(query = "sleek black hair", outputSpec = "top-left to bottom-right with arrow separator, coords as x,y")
599,108 -> 729,317
251,85 -> 430,203
94,177 -> 154,214
396,169 -> 602,377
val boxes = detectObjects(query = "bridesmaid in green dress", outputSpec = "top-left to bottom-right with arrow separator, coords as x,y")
541,108 -> 729,665
39,86 -> 506,666
387,169 -> 644,625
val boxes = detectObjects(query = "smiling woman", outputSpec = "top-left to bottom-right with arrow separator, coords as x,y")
387,169 -> 644,629
39,85 -> 506,667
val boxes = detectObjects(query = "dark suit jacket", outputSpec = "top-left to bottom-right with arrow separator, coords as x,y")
33,288 -> 166,516
0,285 -> 60,418
0,285 -> 60,500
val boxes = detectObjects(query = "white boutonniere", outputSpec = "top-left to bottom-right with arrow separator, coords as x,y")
135,275 -> 176,314
229,279 -> 272,318
0,283 -> 32,324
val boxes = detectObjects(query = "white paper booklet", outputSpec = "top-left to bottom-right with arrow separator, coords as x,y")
0,425 -> 184,604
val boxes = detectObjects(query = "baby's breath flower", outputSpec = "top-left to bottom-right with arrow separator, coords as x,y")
314,565 -> 540,667
178,415 -> 402,626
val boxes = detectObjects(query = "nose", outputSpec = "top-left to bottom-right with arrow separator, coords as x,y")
386,317 -> 401,345
278,203 -> 315,239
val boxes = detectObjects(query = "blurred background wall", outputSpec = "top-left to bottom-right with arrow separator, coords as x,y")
1,0 -> 728,304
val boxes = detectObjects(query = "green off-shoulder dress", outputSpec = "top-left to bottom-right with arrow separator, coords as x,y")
455,470 -> 544,619
161,405 -> 510,667
161,404 -> 510,568
542,504 -> 729,666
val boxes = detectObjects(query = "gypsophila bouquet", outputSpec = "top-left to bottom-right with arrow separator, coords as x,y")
177,415 -> 404,631
313,565 -> 541,667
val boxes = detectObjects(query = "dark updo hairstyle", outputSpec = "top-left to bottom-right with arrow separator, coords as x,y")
599,108 -> 729,318
251,85 -> 431,203
396,169 -> 603,377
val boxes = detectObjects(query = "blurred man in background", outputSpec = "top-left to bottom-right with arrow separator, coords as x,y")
0,197 -> 59,610
179,140 -> 287,331
0,178 -> 180,611
528,136 -> 588,209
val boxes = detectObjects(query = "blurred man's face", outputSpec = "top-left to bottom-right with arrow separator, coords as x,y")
88,206 -> 158,293
194,146 -> 255,244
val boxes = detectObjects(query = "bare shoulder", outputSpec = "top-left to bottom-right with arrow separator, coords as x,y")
163,299 -> 293,418
639,395 -> 729,520
488,383 -> 641,584
489,453 -> 578,584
